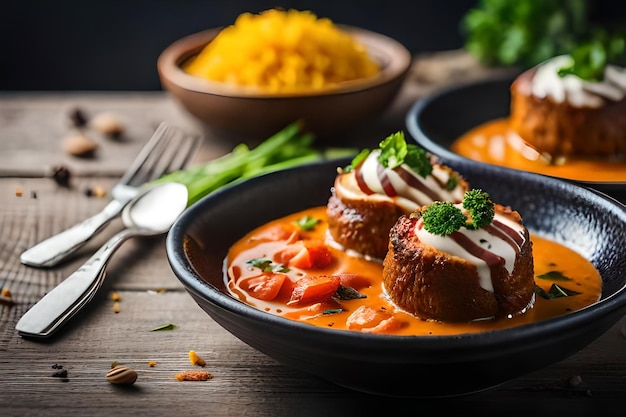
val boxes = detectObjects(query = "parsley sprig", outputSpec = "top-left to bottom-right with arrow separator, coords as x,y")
344,131 -> 432,178
557,33 -> 626,81
246,258 -> 289,273
422,189 -> 495,236
463,0 -> 626,81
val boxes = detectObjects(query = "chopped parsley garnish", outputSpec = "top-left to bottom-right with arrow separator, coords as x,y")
295,215 -> 320,231
342,132 -> 432,177
422,189 -> 495,236
323,309 -> 343,315
246,258 -> 289,273
343,149 -> 370,173
557,34 -> 626,82
378,131 -> 432,177
537,270 -> 571,281
535,283 -> 581,299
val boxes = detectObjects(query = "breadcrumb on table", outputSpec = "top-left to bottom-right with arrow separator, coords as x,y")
174,370 -> 213,381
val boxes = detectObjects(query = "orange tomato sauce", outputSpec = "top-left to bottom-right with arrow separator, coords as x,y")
226,206 -> 602,336
452,118 -> 626,183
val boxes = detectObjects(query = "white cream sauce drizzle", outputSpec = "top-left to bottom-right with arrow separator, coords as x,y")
334,150 -> 466,212
531,55 -> 626,108
414,208 -> 527,293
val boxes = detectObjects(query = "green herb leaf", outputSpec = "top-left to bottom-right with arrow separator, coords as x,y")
150,323 -> 178,332
344,149 -> 370,173
246,258 -> 289,273
463,0 -> 588,68
535,283 -> 581,299
537,270 -> 572,281
378,131 -> 407,169
323,309 -> 343,315
557,33 -> 626,81
295,215 -> 319,231
377,132 -> 432,177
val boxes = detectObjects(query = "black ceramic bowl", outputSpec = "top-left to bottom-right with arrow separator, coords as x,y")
166,158 -> 626,398
405,76 -> 626,203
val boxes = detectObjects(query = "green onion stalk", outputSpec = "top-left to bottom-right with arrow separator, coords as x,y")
153,121 -> 358,206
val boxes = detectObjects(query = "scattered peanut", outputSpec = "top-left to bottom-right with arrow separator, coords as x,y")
62,133 -> 98,157
90,112 -> 124,137
15,187 -> 23,197
106,365 -> 138,385
188,350 -> 206,367
148,361 -> 157,367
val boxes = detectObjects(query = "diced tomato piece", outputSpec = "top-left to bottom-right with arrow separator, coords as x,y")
274,244 -> 301,265
239,273 -> 287,301
280,241 -> 333,269
288,275 -> 341,305
337,273 -> 371,290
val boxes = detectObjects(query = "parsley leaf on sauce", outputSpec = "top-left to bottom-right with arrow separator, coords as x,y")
247,258 -> 289,273
295,215 -> 320,231
535,283 -> 581,299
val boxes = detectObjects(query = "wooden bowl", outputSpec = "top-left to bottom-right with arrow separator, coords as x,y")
157,26 -> 411,139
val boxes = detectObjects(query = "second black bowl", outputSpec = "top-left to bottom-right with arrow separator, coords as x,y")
405,76 -> 626,203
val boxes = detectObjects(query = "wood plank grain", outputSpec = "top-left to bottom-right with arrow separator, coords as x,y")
3,287 -> 625,417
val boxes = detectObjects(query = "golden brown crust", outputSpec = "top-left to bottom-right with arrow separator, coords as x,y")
510,67 -> 626,157
382,205 -> 534,322
327,193 -> 403,260
326,167 -> 469,260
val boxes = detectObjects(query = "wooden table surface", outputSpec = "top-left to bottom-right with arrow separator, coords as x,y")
1,52 -> 625,417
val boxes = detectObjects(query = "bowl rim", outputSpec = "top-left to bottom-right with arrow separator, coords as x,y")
166,160 -> 626,352
405,75 -> 626,189
157,25 -> 412,99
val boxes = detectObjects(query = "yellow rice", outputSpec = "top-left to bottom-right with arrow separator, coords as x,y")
183,9 -> 380,93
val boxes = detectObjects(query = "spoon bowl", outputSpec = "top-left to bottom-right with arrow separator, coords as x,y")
15,182 -> 189,338
123,182 -> 189,233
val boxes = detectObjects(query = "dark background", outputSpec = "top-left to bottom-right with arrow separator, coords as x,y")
1,1 -> 624,91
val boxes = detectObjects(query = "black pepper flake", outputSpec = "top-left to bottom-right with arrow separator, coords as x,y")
30,191 -> 37,199
69,107 -> 88,128
52,364 -> 63,369
50,165 -> 72,188
52,369 -> 68,378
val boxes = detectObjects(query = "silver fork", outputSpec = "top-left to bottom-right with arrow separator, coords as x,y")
20,122 -> 200,268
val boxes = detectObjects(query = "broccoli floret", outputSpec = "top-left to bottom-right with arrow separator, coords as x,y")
421,189 -> 495,236
463,189 -> 495,230
422,201 -> 467,236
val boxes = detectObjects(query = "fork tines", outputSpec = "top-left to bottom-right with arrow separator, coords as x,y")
122,122 -> 201,188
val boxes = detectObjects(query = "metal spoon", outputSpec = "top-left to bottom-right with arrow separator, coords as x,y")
15,182 -> 189,338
